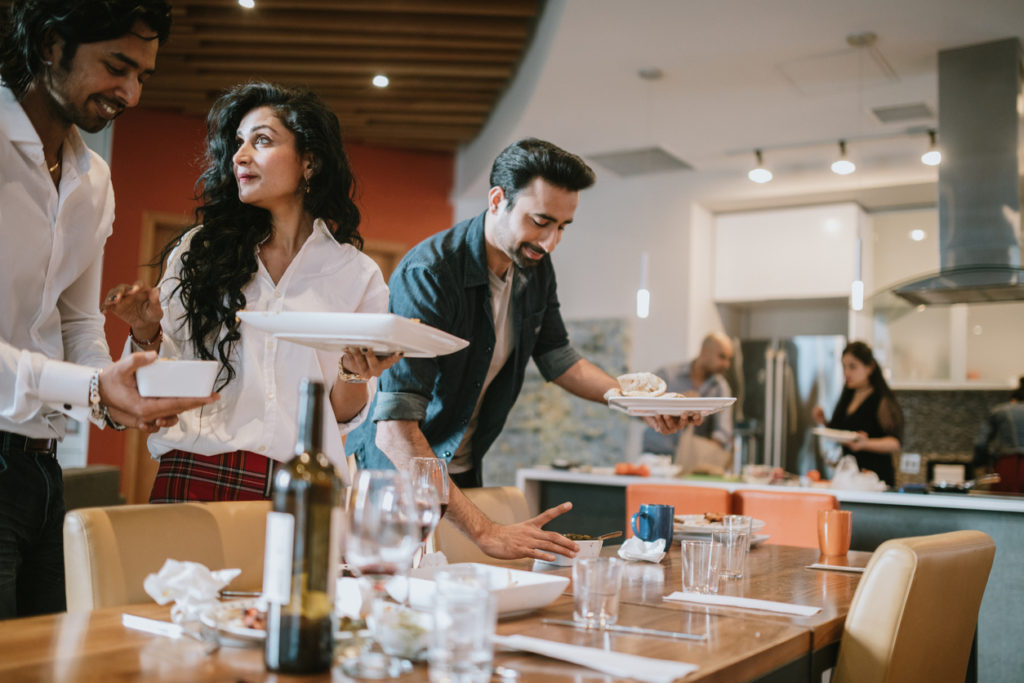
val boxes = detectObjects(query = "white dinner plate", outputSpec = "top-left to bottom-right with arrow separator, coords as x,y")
407,563 -> 568,618
607,395 -> 736,417
673,514 -> 767,535
200,598 -> 366,646
236,311 -> 468,358
811,426 -> 859,443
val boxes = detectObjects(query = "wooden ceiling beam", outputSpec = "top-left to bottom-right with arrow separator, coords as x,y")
165,27 -> 527,52
200,0 -> 539,18
178,58 -> 512,79
159,44 -> 522,64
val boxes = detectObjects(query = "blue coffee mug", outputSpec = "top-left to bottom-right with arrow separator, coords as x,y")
630,503 -> 675,545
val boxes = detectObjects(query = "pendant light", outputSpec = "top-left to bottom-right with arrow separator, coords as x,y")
831,140 -> 856,175
747,149 -> 773,183
921,129 -> 941,166
636,252 -> 650,319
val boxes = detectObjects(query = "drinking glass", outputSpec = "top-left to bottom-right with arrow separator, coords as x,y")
410,458 -> 449,565
342,470 -> 420,678
713,515 -> 752,579
572,557 -> 623,629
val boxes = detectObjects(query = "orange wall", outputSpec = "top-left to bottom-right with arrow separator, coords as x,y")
90,106 -> 454,472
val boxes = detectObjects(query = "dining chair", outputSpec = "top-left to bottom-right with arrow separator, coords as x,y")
832,530 -> 995,683
624,484 -> 732,537
63,500 -> 271,611
433,486 -> 529,564
731,489 -> 838,547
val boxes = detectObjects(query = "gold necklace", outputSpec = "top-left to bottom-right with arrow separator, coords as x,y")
48,160 -> 60,174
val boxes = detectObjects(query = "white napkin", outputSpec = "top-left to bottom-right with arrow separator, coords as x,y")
143,559 -> 241,624
663,591 -> 821,616
494,634 -> 697,683
617,537 -> 666,563
806,563 -> 865,574
418,551 -> 449,568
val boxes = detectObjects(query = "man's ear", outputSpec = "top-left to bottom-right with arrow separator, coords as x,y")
41,28 -> 61,66
487,186 -> 506,214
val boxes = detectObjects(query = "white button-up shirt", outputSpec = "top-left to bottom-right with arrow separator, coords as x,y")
0,86 -> 113,439
140,220 -> 387,479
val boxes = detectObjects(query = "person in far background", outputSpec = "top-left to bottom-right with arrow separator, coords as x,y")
813,341 -> 903,487
642,332 -> 735,457
973,377 -> 1024,493
104,82 -> 400,502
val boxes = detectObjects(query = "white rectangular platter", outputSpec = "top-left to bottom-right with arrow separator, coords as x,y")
608,395 -> 736,417
236,311 -> 468,358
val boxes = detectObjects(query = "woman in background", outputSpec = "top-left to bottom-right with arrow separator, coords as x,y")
974,377 -> 1024,493
104,82 -> 399,501
813,341 -> 903,487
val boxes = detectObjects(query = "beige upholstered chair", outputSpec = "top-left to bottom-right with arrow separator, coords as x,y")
832,530 -> 995,683
63,500 -> 271,611
433,486 -> 529,564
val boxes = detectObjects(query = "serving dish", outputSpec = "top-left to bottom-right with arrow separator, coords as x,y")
673,514 -> 767,535
607,395 -> 736,417
407,562 -> 568,617
811,426 -> 859,443
199,598 -> 366,646
136,360 -> 218,398
236,311 -> 468,358
535,538 -> 603,567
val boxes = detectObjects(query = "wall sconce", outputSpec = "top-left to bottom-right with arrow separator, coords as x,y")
747,149 -> 773,183
920,129 -> 941,166
831,140 -> 856,175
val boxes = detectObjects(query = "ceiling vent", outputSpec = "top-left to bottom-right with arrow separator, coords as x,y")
588,146 -> 693,177
870,102 -> 934,123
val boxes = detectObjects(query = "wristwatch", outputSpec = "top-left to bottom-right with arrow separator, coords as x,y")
88,369 -> 126,430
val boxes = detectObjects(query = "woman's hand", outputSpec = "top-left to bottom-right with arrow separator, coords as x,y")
812,405 -> 826,425
848,431 -> 870,451
340,347 -> 403,380
102,280 -> 163,336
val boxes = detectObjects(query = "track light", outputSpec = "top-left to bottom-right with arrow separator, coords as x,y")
921,129 -> 941,166
830,140 -> 856,175
747,149 -> 773,183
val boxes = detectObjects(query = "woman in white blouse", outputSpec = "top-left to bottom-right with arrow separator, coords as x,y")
104,82 -> 399,501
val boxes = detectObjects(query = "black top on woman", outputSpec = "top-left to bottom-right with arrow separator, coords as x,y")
815,341 -> 903,487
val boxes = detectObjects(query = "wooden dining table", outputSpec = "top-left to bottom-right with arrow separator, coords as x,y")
0,544 -> 870,682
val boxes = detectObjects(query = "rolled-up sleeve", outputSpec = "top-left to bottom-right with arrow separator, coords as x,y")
530,265 -> 580,381
372,390 -> 429,422
535,344 -> 582,381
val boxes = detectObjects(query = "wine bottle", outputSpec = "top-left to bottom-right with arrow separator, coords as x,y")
263,379 -> 344,673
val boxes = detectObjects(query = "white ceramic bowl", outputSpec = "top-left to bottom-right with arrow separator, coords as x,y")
407,563 -> 569,617
547,538 -> 603,567
136,360 -> 218,397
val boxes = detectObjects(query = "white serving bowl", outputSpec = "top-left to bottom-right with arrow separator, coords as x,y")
547,538 -> 603,567
406,563 -> 569,617
136,360 -> 218,397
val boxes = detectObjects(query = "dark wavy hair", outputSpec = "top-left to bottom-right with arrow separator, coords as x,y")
163,81 -> 362,390
489,137 -> 595,207
841,341 -> 904,438
0,0 -> 171,99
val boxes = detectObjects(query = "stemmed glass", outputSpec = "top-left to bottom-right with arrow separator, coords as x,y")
342,469 -> 420,678
409,458 -> 450,566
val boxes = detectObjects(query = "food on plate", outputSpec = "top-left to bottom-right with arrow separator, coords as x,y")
241,606 -> 266,630
564,533 -> 592,540
615,372 -> 667,397
807,469 -> 822,482
703,512 -> 724,523
614,462 -> 651,476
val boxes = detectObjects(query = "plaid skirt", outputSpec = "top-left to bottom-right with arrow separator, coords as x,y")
149,449 -> 277,503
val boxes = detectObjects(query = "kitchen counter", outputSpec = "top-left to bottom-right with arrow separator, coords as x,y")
515,466 -> 1022,683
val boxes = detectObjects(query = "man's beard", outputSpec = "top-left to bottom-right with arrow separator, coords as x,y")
45,71 -> 120,133
511,242 -> 546,269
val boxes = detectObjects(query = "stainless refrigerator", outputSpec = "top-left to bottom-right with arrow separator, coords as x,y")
727,336 -> 847,475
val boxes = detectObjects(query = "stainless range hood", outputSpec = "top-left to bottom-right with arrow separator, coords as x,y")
892,38 -> 1024,305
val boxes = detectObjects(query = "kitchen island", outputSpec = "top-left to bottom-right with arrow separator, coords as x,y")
516,467 -> 1024,683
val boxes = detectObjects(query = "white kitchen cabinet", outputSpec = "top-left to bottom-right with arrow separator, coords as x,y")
714,203 -> 866,302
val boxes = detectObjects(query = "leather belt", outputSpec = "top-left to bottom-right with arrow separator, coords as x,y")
0,430 -> 58,454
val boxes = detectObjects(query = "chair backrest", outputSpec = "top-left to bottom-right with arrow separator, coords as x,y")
434,486 -> 529,564
833,530 -> 995,683
624,484 -> 732,537
63,500 -> 271,611
732,489 -> 838,547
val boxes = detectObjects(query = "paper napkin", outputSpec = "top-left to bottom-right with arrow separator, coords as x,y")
805,563 -> 865,574
663,591 -> 821,616
617,537 -> 666,563
143,559 -> 241,624
494,634 -> 697,683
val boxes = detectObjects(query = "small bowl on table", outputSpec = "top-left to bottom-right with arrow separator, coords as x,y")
546,536 -> 603,567
136,360 -> 218,397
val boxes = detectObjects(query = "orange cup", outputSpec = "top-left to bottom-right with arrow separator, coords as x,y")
817,509 -> 852,557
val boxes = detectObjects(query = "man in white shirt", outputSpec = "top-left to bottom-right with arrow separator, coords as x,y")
0,0 -> 216,619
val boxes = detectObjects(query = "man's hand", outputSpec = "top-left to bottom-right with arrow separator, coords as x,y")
472,501 -> 579,562
101,280 -> 163,338
643,412 -> 703,434
98,352 -> 219,432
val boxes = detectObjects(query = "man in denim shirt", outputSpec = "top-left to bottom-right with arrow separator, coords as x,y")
348,139 -> 688,561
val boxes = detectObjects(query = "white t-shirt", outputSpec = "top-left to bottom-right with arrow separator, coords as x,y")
134,220 -> 387,480
0,86 -> 113,438
449,267 -> 515,473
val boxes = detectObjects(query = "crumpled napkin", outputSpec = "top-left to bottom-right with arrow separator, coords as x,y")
617,537 -> 666,563
143,559 -> 240,624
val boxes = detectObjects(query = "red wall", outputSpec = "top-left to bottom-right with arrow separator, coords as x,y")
91,106 -> 453,470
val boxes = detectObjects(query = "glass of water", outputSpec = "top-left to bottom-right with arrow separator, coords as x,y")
572,557 -> 623,629
427,566 -> 497,683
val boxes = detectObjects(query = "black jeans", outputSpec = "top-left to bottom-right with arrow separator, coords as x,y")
0,443 -> 66,619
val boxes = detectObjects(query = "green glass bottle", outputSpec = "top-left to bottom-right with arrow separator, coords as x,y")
263,379 -> 344,673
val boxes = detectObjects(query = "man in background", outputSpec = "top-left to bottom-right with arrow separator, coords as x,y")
643,332 -> 735,463
0,0 -> 216,619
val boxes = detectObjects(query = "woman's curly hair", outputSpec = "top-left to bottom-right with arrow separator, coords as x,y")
161,81 -> 362,390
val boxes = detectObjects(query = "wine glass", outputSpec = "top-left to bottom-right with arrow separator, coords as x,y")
409,458 -> 449,565
342,469 -> 420,678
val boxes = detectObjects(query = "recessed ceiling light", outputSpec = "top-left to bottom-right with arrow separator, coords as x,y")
372,74 -> 389,88
910,229 -> 926,241
238,0 -> 255,8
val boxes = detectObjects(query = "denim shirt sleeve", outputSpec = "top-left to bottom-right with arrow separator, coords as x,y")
372,261 -> 452,423
529,263 -> 581,381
